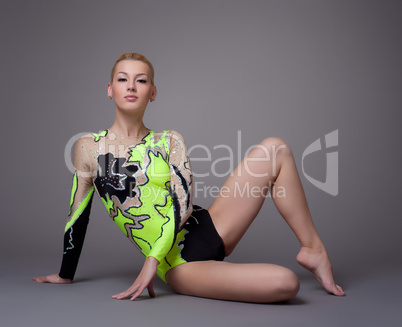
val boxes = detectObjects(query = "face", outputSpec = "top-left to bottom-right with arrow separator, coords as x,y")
108,60 -> 156,113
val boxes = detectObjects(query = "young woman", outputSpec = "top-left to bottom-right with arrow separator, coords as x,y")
33,53 -> 345,303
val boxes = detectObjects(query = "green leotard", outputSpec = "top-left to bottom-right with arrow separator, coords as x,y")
59,129 -> 194,283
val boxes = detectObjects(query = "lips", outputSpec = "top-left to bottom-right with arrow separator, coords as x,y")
125,95 -> 138,101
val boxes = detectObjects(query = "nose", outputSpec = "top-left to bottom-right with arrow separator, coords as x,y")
127,79 -> 136,91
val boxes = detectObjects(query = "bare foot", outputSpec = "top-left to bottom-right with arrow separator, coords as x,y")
296,246 -> 345,296
32,274 -> 72,284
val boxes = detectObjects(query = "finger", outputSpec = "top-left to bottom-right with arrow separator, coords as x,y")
112,286 -> 137,300
147,279 -> 156,298
112,291 -> 133,299
112,292 -> 131,300
112,293 -> 131,300
130,285 -> 146,301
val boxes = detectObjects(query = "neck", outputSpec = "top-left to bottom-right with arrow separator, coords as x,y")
109,110 -> 148,138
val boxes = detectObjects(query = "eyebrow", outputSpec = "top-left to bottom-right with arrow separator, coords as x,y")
116,72 -> 148,77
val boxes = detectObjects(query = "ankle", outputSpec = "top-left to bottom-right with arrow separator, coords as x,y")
300,240 -> 326,254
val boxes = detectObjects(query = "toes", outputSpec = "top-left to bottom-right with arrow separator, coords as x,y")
322,279 -> 345,296
327,283 -> 345,296
335,285 -> 345,296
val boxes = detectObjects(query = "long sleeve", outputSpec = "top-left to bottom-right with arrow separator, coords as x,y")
167,130 -> 193,227
146,130 -> 193,263
59,137 -> 95,280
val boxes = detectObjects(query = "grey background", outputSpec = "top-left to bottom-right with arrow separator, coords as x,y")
1,0 -> 401,326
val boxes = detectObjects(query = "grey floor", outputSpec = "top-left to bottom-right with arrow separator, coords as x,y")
2,257 -> 401,327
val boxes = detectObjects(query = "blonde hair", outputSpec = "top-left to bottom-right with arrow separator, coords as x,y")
110,53 -> 155,85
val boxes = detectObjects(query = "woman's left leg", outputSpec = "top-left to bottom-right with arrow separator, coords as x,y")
166,261 -> 300,303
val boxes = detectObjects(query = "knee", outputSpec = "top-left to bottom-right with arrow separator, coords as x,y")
259,267 -> 299,303
258,137 -> 293,158
250,137 -> 293,176
253,137 -> 294,170
258,266 -> 300,303
275,269 -> 300,302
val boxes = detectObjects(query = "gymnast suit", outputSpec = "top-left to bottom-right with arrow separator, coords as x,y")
59,129 -> 225,283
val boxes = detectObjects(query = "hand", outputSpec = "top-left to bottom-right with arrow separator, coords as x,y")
32,274 -> 72,284
112,256 -> 158,301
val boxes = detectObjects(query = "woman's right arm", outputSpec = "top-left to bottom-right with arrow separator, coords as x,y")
33,136 -> 95,283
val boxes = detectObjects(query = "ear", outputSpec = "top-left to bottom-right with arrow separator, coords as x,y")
150,85 -> 157,102
107,83 -> 112,99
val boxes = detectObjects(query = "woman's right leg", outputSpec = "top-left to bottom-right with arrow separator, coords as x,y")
207,137 -> 344,296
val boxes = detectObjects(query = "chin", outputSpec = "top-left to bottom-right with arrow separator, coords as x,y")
117,106 -> 146,113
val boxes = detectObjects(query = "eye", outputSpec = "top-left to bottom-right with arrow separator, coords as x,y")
117,77 -> 127,82
137,79 -> 147,84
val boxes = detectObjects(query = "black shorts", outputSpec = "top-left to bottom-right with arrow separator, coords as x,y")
180,205 -> 226,262
158,205 -> 226,283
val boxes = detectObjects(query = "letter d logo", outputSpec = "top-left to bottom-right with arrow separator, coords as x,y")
302,130 -> 338,196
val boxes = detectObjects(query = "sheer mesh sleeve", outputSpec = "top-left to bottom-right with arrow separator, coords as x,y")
59,137 -> 94,280
168,130 -> 193,227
